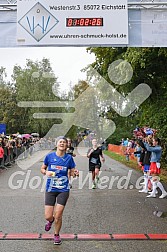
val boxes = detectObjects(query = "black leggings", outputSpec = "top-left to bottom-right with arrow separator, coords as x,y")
0,158 -> 3,166
45,191 -> 69,206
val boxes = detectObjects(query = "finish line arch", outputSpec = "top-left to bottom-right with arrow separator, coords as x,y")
0,0 -> 167,47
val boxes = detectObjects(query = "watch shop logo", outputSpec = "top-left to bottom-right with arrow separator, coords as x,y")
18,2 -> 59,42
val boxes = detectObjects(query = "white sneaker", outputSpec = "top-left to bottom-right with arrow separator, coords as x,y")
159,192 -> 167,199
140,182 -> 145,185
146,194 -> 156,198
148,190 -> 158,195
139,189 -> 148,193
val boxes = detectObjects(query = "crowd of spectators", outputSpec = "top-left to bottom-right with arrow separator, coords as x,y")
0,133 -> 55,169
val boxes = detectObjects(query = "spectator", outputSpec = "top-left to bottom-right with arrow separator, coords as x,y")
0,143 -> 4,168
137,137 -> 152,193
123,138 -> 129,147
145,137 -> 167,199
134,141 -> 142,166
124,146 -> 131,162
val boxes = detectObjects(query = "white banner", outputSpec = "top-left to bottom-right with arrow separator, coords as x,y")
141,9 -> 167,46
17,0 -> 129,46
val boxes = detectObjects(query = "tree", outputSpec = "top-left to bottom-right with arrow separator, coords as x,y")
86,47 -> 167,166
11,58 -> 60,135
0,68 -> 23,133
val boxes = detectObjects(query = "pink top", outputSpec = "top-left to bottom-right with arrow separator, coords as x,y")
0,147 -> 4,158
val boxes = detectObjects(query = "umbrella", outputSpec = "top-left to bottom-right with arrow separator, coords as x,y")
17,134 -> 22,138
12,134 -> 18,136
22,134 -> 32,139
31,133 -> 39,137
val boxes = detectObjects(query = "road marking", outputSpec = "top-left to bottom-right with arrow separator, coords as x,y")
0,233 -> 167,240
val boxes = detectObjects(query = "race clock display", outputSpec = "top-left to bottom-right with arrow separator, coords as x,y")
66,18 -> 103,27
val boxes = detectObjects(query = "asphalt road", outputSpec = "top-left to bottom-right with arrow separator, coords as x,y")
0,150 -> 167,252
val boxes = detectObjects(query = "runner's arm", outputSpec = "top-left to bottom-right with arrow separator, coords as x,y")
41,164 -> 47,175
100,154 -> 105,162
87,148 -> 93,158
41,164 -> 53,176
68,168 -> 75,178
100,149 -> 105,162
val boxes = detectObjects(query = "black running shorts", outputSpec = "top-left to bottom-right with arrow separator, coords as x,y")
45,191 -> 69,206
89,161 -> 101,172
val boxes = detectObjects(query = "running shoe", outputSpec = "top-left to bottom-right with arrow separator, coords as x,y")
96,176 -> 100,184
54,235 -> 62,245
148,189 -> 158,195
92,183 -> 96,189
146,194 -> 156,198
45,218 -> 54,232
139,189 -> 148,193
159,192 -> 167,199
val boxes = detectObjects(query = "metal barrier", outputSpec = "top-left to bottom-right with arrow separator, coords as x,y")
0,141 -> 55,170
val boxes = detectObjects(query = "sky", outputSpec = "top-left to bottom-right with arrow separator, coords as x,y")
0,47 -> 95,92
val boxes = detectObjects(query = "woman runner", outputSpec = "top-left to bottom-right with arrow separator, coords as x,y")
41,136 -> 75,245
87,139 -> 105,189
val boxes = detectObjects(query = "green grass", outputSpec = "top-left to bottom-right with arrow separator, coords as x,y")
104,150 -> 167,184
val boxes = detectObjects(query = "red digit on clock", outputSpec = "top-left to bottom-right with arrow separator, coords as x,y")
67,18 -> 73,26
85,18 -> 89,26
80,18 -> 84,26
73,19 -> 77,26
97,18 -> 102,26
92,18 -> 96,26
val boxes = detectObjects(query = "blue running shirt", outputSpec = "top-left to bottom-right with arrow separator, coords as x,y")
44,152 -> 76,192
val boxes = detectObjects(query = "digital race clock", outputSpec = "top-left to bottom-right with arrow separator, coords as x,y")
66,18 -> 103,27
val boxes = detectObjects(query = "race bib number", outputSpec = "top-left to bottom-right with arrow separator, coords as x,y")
90,157 -> 98,164
52,177 -> 64,189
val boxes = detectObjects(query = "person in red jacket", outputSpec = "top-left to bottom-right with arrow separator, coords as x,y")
0,143 -> 4,168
